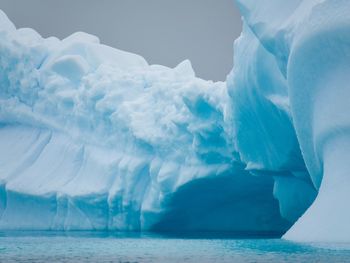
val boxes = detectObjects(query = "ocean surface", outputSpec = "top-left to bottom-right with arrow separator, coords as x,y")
0,231 -> 350,262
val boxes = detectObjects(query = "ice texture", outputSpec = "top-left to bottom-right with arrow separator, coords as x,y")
0,9 -> 294,235
0,0 -> 349,242
235,0 -> 350,241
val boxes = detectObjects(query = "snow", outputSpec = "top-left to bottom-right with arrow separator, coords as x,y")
0,0 -> 349,241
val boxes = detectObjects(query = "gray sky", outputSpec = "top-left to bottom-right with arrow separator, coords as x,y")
0,0 -> 242,81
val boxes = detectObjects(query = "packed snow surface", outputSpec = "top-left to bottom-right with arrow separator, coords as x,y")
0,0 -> 349,242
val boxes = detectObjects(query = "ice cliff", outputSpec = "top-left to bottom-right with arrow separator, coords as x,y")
234,0 -> 350,242
0,0 -> 349,242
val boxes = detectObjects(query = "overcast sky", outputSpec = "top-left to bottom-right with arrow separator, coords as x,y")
0,0 -> 242,81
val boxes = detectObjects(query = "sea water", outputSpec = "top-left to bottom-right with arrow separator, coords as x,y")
0,232 -> 350,262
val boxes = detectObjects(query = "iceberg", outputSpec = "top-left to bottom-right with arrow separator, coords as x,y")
0,9 -> 292,234
0,0 -> 349,242
235,0 -> 350,242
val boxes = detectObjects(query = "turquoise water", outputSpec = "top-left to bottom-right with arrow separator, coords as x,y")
0,232 -> 350,262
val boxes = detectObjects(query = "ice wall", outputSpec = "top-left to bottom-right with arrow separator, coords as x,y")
226,21 -> 316,227
235,0 -> 350,241
0,9 -> 294,235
